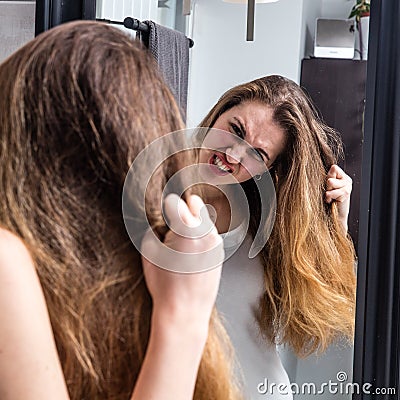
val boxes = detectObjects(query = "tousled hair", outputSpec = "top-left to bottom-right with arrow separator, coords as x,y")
0,21 -> 241,399
200,75 -> 356,356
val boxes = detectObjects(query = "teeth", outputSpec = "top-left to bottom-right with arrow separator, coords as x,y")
213,155 -> 231,172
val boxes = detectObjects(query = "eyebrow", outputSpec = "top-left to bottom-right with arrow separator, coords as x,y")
233,117 -> 271,161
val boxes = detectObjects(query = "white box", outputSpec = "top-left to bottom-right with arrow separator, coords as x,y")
314,18 -> 355,59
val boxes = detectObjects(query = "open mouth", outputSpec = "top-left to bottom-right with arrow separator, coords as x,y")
208,153 -> 233,174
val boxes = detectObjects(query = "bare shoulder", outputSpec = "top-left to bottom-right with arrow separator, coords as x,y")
0,227 -> 34,270
0,227 -> 37,293
0,227 -> 29,250
0,228 -> 70,399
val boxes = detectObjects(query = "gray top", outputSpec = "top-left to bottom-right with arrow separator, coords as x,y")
217,228 -> 293,400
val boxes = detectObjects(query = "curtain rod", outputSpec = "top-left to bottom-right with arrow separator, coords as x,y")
96,17 -> 194,48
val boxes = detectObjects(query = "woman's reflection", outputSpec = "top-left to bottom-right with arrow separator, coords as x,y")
195,74 -> 356,399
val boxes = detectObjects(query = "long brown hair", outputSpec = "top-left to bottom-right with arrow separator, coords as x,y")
0,21 -> 241,399
200,75 -> 356,356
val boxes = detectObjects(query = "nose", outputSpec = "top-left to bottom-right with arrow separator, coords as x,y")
225,144 -> 246,164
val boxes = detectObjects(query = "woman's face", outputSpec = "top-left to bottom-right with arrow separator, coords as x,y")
199,101 -> 286,183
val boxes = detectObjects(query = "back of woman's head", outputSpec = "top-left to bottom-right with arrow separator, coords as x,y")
0,21 -> 240,399
0,20 -> 183,222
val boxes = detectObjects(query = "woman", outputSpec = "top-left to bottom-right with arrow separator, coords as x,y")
0,21 -> 241,400
195,76 -> 356,398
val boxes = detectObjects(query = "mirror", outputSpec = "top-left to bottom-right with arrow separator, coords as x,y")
180,0 -> 364,399
1,0 -> 373,398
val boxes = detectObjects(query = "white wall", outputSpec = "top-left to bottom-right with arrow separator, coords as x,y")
96,0 -> 158,23
186,0 -> 357,127
186,0 -> 304,127
292,341 -> 353,400
301,0 -> 322,59
322,0 -> 353,19
0,1 -> 35,63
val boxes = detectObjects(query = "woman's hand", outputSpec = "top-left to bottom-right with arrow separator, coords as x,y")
131,194 -> 223,400
325,164 -> 353,233
141,193 -> 223,329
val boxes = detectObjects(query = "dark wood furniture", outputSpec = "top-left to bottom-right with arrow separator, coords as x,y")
300,58 -> 367,252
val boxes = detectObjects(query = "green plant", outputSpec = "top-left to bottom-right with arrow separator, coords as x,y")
349,0 -> 370,60
349,0 -> 370,22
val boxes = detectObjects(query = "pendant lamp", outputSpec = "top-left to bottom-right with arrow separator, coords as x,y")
223,0 -> 279,41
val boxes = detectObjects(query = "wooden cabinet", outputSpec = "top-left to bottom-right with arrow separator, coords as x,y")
301,58 -> 367,251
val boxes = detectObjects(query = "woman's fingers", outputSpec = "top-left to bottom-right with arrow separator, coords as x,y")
164,193 -> 191,224
186,194 -> 214,229
326,177 -> 352,190
325,178 -> 352,201
163,193 -> 197,232
143,194 -> 222,273
186,194 -> 204,219
325,165 -> 352,233
164,194 -> 215,240
325,165 -> 352,202
327,164 -> 346,179
325,188 -> 351,203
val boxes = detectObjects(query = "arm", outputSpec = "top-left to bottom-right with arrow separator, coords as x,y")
130,308 -> 209,400
131,194 -> 223,400
0,229 -> 70,400
325,164 -> 353,233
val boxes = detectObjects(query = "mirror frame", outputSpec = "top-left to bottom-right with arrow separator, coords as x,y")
353,0 -> 400,398
35,0 -> 96,36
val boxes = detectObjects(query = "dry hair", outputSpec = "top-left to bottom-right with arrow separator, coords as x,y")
0,21 -> 242,399
200,75 -> 357,357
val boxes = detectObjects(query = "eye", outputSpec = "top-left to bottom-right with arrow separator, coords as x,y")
250,148 -> 265,164
230,122 -> 267,165
248,145 -> 268,165
230,123 -> 244,138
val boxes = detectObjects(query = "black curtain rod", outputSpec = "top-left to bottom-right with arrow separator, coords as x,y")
96,17 -> 194,48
